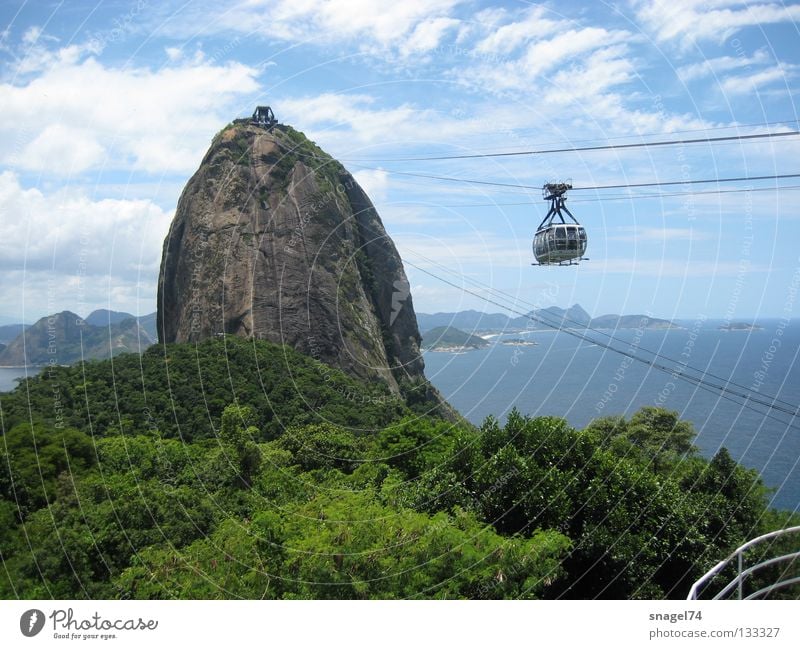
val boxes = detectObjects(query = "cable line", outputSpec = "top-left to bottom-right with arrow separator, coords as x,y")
394,184 -> 800,208
346,166 -> 800,193
401,255 -> 800,431
342,130 -> 800,162
408,248 -> 800,416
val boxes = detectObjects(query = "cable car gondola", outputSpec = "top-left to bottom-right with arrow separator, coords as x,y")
532,182 -> 587,265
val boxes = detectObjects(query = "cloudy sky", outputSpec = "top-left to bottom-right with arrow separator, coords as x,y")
0,0 -> 799,325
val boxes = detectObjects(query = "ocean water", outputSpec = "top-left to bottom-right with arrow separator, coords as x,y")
423,319 -> 800,513
0,366 -> 42,392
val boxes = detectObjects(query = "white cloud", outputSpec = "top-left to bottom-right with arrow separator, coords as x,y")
7,40 -> 102,76
353,168 -> 389,202
457,27 -> 633,95
676,49 -> 771,82
0,171 -> 172,317
549,45 -> 637,104
0,45 -> 262,175
277,93 -> 449,150
720,66 -> 794,95
18,124 -> 106,174
524,28 -> 629,78
608,226 -> 713,242
400,17 -> 461,57
474,6 -> 564,55
204,0 -> 464,54
22,26 -> 57,46
631,0 -> 800,47
165,46 -> 183,61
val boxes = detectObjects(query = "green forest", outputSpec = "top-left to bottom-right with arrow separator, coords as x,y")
1,336 -> 797,599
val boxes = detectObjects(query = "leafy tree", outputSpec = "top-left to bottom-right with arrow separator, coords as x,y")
587,407 -> 697,471
0,422 -> 95,515
275,423 -> 365,473
1,473 -> 217,598
115,491 -> 570,599
374,416 -> 460,478
219,403 -> 262,487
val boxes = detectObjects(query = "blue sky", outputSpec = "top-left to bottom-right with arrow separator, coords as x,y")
0,0 -> 799,325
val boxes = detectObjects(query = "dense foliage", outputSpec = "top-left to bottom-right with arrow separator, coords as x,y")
1,340 -> 796,599
0,337 -> 411,442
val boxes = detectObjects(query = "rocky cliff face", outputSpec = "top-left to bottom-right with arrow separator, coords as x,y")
157,120 -> 434,399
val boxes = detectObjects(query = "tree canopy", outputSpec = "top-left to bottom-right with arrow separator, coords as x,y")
1,340 -> 794,599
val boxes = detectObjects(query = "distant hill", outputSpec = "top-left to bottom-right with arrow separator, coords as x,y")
0,323 -> 28,344
417,310 -> 513,332
0,311 -> 155,366
418,305 -> 676,333
84,309 -> 136,326
0,342 -> 5,354
513,304 -> 592,329
417,305 -> 593,333
137,312 -> 157,341
422,326 -> 490,351
84,309 -> 158,341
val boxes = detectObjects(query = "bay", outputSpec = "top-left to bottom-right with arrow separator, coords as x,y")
0,366 -> 43,392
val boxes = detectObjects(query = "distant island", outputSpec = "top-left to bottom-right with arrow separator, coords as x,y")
719,322 -> 763,331
421,326 -> 490,352
590,314 -> 679,330
501,338 -> 538,346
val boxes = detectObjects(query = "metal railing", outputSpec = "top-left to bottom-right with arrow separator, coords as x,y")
687,526 -> 800,600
